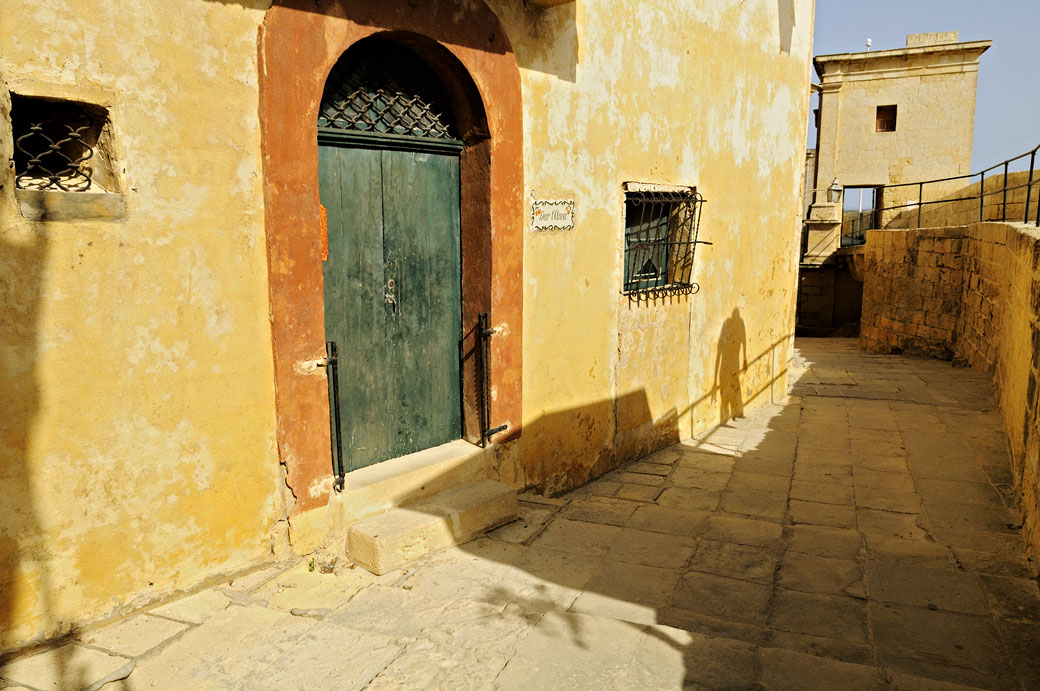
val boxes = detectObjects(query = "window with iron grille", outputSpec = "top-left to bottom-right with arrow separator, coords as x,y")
623,184 -> 707,297
11,95 -> 114,192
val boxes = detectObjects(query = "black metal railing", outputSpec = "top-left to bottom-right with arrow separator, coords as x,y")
840,209 -> 877,247
872,142 -> 1040,230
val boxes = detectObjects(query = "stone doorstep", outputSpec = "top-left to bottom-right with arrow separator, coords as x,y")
348,479 -> 518,575
327,439 -> 492,540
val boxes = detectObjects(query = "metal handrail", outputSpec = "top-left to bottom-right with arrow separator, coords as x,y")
841,208 -> 876,246
870,142 -> 1040,229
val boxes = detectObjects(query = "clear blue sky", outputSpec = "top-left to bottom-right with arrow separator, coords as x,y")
809,0 -> 1039,171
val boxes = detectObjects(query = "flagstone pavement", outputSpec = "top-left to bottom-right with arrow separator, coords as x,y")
2,338 -> 1038,690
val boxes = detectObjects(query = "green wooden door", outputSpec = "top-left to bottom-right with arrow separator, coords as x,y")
319,141 -> 462,471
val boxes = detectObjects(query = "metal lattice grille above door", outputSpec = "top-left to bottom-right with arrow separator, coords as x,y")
318,39 -> 458,140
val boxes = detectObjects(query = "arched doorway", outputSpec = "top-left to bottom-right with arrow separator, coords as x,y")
259,2 -> 524,513
318,38 -> 463,471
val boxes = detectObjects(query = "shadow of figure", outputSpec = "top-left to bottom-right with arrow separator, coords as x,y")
714,308 -> 748,424
0,222 -> 51,658
0,84 -> 63,683
0,230 -> 44,654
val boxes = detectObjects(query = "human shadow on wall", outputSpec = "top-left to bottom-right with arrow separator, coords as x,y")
0,166 -> 135,691
0,211 -> 56,670
714,308 -> 748,424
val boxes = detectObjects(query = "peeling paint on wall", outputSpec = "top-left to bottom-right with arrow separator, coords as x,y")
0,0 -> 815,652
487,0 -> 814,492
0,0 -> 282,652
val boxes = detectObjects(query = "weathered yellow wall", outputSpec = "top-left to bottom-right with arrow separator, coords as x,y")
0,0 -> 817,651
486,0 -> 815,493
0,0 -> 284,651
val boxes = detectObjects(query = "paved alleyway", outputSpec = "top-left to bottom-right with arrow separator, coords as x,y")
3,339 -> 1039,690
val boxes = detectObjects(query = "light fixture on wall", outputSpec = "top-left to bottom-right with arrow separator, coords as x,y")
827,178 -> 843,204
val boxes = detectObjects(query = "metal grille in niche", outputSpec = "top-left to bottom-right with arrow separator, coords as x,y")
318,39 -> 458,140
13,97 -> 100,192
623,188 -> 709,298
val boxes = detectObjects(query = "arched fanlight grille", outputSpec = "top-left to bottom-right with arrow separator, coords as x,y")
318,39 -> 458,140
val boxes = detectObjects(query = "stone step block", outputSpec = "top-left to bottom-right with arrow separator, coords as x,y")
348,479 -> 518,575
327,440 -> 493,547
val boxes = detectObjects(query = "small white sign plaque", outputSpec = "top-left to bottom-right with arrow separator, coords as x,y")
531,199 -> 575,231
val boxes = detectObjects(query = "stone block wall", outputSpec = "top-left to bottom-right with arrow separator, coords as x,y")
859,222 -> 1040,571
858,227 -> 966,359
797,268 -> 836,330
796,263 -> 863,335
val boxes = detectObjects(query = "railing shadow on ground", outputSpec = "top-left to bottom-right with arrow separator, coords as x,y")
426,338 -> 1030,688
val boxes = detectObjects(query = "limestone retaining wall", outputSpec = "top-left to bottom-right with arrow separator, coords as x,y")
858,227 -> 965,358
859,222 -> 1040,571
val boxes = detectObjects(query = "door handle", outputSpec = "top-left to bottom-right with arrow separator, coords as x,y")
385,278 -> 397,315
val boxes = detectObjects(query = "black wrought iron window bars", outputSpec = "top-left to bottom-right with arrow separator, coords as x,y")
623,187 -> 709,299
14,116 -> 96,192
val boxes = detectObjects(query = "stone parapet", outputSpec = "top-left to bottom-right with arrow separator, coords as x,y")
859,222 -> 1040,572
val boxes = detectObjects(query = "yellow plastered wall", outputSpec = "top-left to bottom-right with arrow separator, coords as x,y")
0,0 -> 816,651
487,0 -> 815,493
0,1 -> 283,650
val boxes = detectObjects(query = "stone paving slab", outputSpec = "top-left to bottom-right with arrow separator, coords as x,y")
0,645 -> 131,691
2,338 -> 1038,690
80,614 -> 189,658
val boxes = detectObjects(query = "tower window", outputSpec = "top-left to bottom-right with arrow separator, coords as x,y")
876,105 -> 897,132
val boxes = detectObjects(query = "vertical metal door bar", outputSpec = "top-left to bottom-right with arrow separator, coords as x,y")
324,340 -> 345,485
478,312 -> 507,444
478,313 -> 490,448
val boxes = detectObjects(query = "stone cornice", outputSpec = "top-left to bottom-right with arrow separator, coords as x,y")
814,40 -> 991,80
